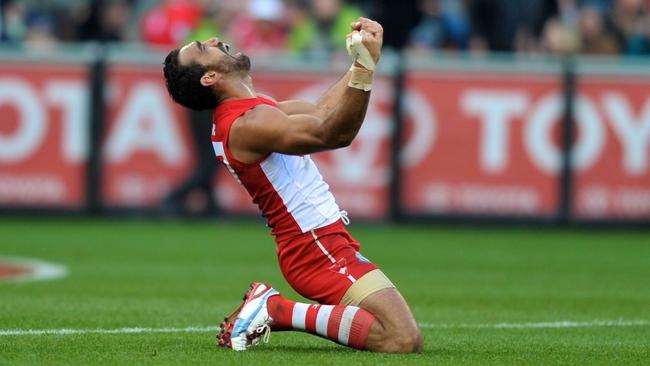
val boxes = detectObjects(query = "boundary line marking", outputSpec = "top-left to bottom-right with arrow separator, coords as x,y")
1,320 -> 648,337
0,326 -> 217,337
418,319 -> 650,329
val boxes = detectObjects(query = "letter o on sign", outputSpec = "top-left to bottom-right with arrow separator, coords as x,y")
0,78 -> 45,162
525,93 -> 604,173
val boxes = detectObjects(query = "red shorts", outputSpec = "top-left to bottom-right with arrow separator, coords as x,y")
276,220 -> 378,305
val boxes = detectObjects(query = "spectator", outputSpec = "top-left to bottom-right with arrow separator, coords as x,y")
23,10 -> 58,51
611,0 -> 650,54
469,0 -> 519,52
186,2 -> 242,43
1,0 -> 26,43
541,17 -> 580,54
62,0 -> 134,43
469,0 -> 555,53
100,0 -> 134,42
557,0 -> 581,29
3,0 -> 650,59
287,0 -> 362,57
228,0 -> 288,55
141,0 -> 202,48
408,0 -> 471,51
579,5 -> 621,54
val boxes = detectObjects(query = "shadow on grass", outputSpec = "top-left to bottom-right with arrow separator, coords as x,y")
249,345 -> 348,354
248,344 -> 436,357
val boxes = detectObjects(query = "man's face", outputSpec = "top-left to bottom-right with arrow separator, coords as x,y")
178,37 -> 250,74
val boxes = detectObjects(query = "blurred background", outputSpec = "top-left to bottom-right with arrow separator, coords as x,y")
4,0 -> 650,56
1,0 -> 649,224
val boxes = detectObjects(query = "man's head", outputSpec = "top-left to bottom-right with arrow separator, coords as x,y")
163,37 -> 251,111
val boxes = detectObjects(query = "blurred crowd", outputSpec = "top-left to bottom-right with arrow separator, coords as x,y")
2,0 -> 650,56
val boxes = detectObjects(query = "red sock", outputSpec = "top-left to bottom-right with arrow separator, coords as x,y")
267,295 -> 375,349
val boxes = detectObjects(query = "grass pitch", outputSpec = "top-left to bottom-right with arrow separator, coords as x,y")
1,217 -> 649,365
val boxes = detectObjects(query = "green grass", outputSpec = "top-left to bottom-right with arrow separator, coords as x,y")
1,217 -> 649,365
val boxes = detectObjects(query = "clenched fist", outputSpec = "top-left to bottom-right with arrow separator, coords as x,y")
347,17 -> 384,69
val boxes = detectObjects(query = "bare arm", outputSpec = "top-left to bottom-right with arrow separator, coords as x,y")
275,72 -> 352,118
230,89 -> 369,160
229,18 -> 383,162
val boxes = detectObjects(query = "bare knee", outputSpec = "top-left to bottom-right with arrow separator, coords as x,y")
372,323 -> 423,353
358,288 -> 424,353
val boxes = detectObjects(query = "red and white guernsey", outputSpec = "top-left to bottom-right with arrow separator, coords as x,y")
211,97 -> 342,242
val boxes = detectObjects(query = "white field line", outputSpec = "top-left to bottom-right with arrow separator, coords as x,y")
1,319 -> 648,337
0,326 -> 218,337
418,319 -> 650,329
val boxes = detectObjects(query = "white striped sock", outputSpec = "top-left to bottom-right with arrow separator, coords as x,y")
291,303 -> 309,330
337,306 -> 359,345
315,305 -> 334,337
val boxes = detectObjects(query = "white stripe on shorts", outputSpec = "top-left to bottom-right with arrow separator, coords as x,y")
338,306 -> 359,345
291,303 -> 309,330
310,230 -> 336,264
315,305 -> 334,336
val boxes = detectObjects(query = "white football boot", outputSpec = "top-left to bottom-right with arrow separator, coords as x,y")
217,282 -> 278,351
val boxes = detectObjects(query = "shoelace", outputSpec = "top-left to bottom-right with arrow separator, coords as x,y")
250,324 -> 271,346
340,210 -> 350,225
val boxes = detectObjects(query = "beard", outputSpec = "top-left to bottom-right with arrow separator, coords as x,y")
232,53 -> 251,72
215,53 -> 251,74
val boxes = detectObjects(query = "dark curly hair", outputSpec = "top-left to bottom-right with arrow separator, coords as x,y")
163,49 -> 219,111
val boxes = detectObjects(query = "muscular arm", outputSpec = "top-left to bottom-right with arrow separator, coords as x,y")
228,18 -> 383,162
271,70 -> 352,118
229,85 -> 370,160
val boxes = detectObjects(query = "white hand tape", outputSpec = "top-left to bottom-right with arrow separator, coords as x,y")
348,65 -> 373,91
345,31 -> 375,71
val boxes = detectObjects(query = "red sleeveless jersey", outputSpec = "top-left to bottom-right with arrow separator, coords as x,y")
211,97 -> 342,243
